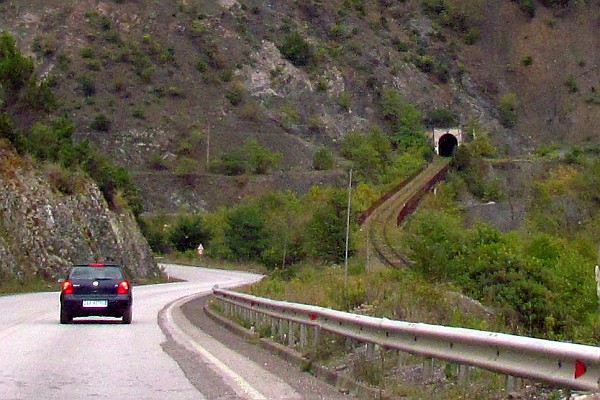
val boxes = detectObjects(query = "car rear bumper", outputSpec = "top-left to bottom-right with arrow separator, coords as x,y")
61,295 -> 132,318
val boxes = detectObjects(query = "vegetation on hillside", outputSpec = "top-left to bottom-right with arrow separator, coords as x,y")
0,32 -> 142,215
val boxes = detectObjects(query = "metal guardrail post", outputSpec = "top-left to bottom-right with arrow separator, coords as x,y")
366,343 -> 375,360
423,358 -> 434,381
279,318 -> 285,342
271,317 -> 277,339
397,350 -> 405,369
288,321 -> 295,346
506,375 -> 517,392
313,325 -> 320,347
300,324 -> 307,347
458,364 -> 470,385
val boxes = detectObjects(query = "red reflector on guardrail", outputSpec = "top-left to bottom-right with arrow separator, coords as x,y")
575,360 -> 587,379
309,313 -> 317,320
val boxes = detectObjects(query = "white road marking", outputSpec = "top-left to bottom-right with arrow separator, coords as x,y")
164,295 -> 268,400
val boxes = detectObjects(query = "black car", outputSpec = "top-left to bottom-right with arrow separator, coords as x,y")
60,263 -> 133,324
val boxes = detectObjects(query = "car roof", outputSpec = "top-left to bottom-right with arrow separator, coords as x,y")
72,263 -> 122,268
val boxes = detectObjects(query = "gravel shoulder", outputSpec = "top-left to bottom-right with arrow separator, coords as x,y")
180,295 -> 358,400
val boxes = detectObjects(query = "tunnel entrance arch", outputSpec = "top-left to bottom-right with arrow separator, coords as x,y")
439,133 -> 458,156
432,128 -> 462,157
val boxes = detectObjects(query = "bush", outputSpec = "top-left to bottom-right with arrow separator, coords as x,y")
44,163 -> 84,195
213,138 -> 281,175
174,156 -> 199,184
168,214 -> 211,252
0,32 -> 35,90
425,108 -> 458,127
564,75 -> 578,93
225,82 -> 246,106
80,47 -> 94,59
499,93 -> 517,128
279,31 -> 314,67
303,188 -> 356,263
78,76 -> 96,97
90,113 -> 111,132
464,28 -> 480,45
313,147 -> 335,170
225,203 -> 269,261
521,55 -> 533,66
515,0 -> 536,17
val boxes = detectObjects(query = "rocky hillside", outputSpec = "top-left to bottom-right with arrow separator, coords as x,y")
0,142 -> 158,281
1,0 -> 599,213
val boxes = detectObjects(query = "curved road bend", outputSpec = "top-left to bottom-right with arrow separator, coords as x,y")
0,264 -> 352,399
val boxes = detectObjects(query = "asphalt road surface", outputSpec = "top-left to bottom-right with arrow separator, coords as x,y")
0,264 -> 352,400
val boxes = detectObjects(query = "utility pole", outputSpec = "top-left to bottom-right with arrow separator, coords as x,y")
206,125 -> 210,168
596,242 -> 600,312
344,168 -> 352,309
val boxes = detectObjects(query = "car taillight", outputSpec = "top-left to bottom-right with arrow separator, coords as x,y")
117,280 -> 130,295
62,280 -> 74,295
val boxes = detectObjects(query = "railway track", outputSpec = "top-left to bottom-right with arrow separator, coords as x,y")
362,157 -> 451,268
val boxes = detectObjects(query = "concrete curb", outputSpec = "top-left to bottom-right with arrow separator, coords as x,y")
203,298 -> 387,400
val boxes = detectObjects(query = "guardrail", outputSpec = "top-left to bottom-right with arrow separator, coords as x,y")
212,287 -> 600,393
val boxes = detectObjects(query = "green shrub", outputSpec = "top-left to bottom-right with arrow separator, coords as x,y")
78,75 -> 96,97
80,47 -> 94,59
44,163 -> 84,195
245,138 -> 281,174
380,88 -> 427,150
25,79 -> 55,111
174,156 -> 199,183
391,37 -> 410,52
464,28 -> 480,45
413,55 -> 434,73
341,128 -> 393,183
90,114 -> 111,132
499,93 -> 517,128
303,188 -> 357,263
225,82 -> 246,106
168,214 -> 211,252
515,0 -> 536,17
212,138 -> 281,175
336,91 -> 352,111
0,32 -> 34,90
521,55 -> 533,66
564,75 -> 578,93
225,203 -> 269,261
313,147 -> 335,170
195,58 -> 208,72
422,0 -> 447,16
215,151 -> 249,175
425,108 -> 458,127
279,31 -> 314,67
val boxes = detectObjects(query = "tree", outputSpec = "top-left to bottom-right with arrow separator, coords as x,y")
380,89 -> 427,150
0,32 -> 34,90
169,214 -> 211,252
225,204 -> 269,261
304,189 -> 356,262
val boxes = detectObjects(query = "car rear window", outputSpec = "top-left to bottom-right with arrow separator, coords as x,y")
69,266 -> 123,280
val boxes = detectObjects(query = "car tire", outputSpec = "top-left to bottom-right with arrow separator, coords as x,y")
60,307 -> 72,324
122,307 -> 132,324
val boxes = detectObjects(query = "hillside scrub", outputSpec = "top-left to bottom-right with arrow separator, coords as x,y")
401,152 -> 600,342
144,120 -> 430,267
0,32 -> 142,216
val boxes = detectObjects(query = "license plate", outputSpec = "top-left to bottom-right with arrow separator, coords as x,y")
82,300 -> 108,308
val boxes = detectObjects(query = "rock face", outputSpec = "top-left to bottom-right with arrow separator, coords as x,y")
0,145 -> 159,281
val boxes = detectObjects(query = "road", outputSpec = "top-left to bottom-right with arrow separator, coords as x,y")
0,264 -> 351,400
